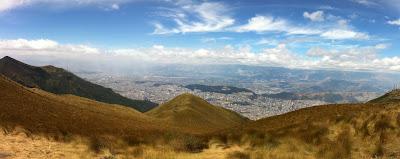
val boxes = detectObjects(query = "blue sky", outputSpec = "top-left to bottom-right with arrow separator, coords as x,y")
0,0 -> 400,71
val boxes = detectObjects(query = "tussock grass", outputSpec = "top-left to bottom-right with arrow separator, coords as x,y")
226,151 -> 250,159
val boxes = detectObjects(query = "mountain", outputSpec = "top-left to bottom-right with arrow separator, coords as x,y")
146,93 -> 249,133
0,56 -> 157,112
368,89 -> 400,103
0,75 -> 165,139
213,92 -> 400,158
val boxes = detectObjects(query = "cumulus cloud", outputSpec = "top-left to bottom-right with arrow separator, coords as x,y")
388,19 -> 400,26
152,1 -> 235,34
1,38 -> 399,72
303,11 -> 325,22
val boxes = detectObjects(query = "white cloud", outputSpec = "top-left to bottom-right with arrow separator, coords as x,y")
151,2 -> 371,41
256,38 -> 279,45
320,29 -> 369,40
0,0 -> 28,12
305,45 -> 400,71
303,11 -> 325,22
152,1 -> 234,34
201,37 -> 232,43
375,43 -> 389,49
388,19 -> 400,26
235,16 -> 287,33
0,0 -> 133,12
111,4 -> 119,10
0,39 -> 58,50
1,38 -> 399,72
351,0 -> 379,6
235,15 -> 322,35
0,39 -> 99,56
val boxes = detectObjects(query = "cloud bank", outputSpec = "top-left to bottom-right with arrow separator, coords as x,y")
0,38 -> 399,72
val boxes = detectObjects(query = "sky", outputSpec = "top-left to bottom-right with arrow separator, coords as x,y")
0,0 -> 400,72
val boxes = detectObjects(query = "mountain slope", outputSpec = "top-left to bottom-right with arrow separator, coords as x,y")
213,92 -> 400,158
0,75 -> 165,138
0,56 -> 157,112
368,89 -> 400,103
146,93 -> 249,133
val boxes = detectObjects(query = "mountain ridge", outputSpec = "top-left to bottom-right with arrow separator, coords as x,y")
0,56 -> 157,112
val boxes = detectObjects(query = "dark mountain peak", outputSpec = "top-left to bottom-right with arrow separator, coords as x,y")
0,56 -> 49,88
0,56 -> 27,66
1,56 -> 13,61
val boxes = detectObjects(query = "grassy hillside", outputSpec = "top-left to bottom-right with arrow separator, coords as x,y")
210,95 -> 400,158
0,75 -> 165,138
147,93 -> 249,134
0,56 -> 157,112
1,70 -> 400,158
0,76 -> 238,157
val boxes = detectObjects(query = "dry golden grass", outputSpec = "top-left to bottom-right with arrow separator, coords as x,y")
0,75 -> 167,138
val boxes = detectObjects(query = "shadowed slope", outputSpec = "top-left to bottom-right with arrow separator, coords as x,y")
0,56 -> 157,112
147,93 -> 249,134
0,75 -> 164,139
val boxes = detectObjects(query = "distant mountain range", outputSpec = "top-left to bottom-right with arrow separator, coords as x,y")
0,56 -> 157,112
